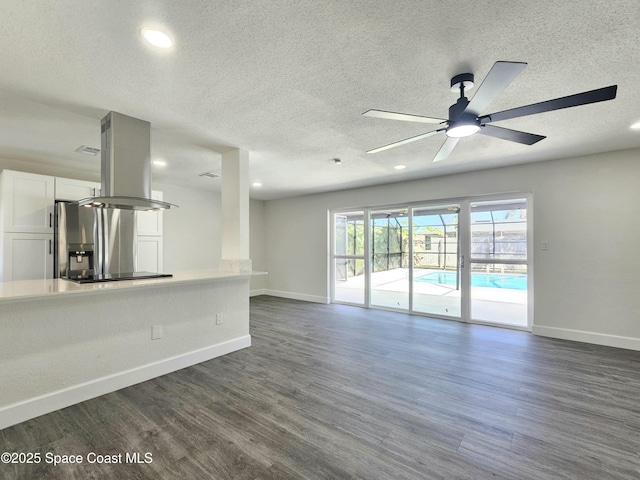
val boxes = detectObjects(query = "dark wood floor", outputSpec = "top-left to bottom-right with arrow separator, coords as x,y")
2,296 -> 640,479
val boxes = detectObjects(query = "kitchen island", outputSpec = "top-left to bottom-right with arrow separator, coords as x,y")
0,270 -> 264,429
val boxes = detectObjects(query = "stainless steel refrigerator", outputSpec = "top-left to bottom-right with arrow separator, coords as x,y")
54,201 -> 136,279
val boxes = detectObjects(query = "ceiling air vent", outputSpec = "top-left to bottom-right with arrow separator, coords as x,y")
75,145 -> 100,156
199,172 -> 220,179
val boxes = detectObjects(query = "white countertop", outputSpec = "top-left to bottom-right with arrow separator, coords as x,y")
0,270 -> 266,304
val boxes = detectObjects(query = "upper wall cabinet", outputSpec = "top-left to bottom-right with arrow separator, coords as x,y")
55,177 -> 101,201
137,190 -> 164,236
0,170 -> 55,233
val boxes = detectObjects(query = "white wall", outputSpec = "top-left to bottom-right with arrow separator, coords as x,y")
262,148 -> 640,350
155,182 -> 221,271
0,157 -> 100,183
249,198 -> 267,293
155,182 -> 266,292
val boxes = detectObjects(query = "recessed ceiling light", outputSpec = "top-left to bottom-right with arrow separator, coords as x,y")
141,28 -> 173,49
252,182 -> 262,188
152,159 -> 167,167
394,164 -> 406,170
631,121 -> 640,130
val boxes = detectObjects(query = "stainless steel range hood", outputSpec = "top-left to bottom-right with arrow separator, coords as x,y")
78,111 -> 176,211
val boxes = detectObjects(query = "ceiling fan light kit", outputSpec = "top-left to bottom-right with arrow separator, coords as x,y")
445,118 -> 480,138
364,61 -> 618,162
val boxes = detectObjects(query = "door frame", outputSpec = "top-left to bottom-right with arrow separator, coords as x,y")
329,191 -> 533,330
409,201 -> 463,320
463,192 -> 533,330
330,209 -> 368,307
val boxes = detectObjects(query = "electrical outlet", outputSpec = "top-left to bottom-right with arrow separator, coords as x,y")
152,325 -> 163,340
216,313 -> 223,325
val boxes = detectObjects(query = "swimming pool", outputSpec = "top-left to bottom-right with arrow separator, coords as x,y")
415,272 -> 527,290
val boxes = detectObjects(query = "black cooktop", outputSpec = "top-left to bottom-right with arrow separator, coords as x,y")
65,271 -> 173,284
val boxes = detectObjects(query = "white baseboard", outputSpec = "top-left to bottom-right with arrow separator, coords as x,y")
533,325 -> 640,351
263,289 -> 330,304
0,335 -> 251,430
250,288 -> 266,297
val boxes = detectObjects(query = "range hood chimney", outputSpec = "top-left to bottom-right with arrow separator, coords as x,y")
78,111 -> 176,211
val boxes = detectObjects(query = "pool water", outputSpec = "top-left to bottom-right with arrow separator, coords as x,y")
416,272 -> 527,290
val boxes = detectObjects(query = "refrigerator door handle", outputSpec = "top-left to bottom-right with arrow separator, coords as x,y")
49,212 -> 52,228
49,239 -> 52,255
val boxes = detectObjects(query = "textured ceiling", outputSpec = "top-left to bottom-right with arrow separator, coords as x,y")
0,1 -> 639,200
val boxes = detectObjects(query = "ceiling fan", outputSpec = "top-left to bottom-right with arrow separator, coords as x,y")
363,61 -> 617,162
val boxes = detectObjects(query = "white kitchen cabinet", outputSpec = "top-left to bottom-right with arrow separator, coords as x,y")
136,190 -> 164,236
0,170 -> 55,233
136,236 -> 163,273
1,233 -> 54,282
136,190 -> 164,272
55,177 -> 101,201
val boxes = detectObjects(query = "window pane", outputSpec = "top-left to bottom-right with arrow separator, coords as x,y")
370,208 -> 409,309
334,258 -> 365,304
335,215 -> 347,255
334,212 -> 364,256
471,199 -> 527,261
412,204 -> 461,317
470,263 -> 527,327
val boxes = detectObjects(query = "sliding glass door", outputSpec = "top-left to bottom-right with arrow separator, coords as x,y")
412,204 -> 461,318
332,211 -> 366,305
469,199 -> 529,327
370,207 -> 409,310
331,195 -> 531,329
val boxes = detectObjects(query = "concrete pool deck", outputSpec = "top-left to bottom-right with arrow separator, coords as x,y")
334,268 -> 528,328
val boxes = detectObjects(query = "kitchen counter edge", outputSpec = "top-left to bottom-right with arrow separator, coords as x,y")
0,270 -> 268,305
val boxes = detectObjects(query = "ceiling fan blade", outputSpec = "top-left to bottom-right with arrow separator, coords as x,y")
366,129 -> 443,154
363,109 -> 445,124
465,61 -> 527,115
481,85 -> 618,123
432,136 -> 460,162
479,124 -> 546,145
